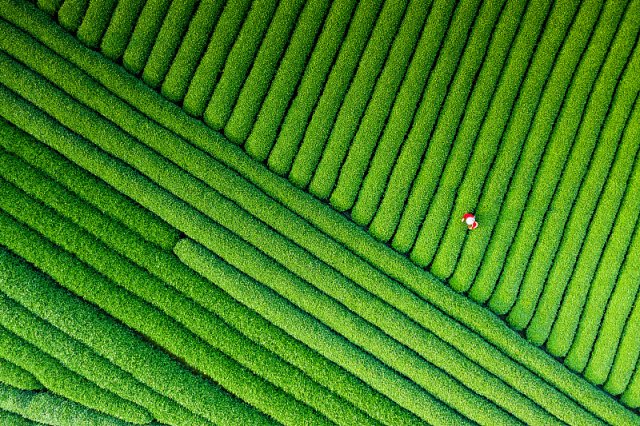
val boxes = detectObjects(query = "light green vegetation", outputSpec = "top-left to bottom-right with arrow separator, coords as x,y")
2,0 -> 640,423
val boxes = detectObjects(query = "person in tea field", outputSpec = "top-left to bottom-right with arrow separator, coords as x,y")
462,213 -> 478,230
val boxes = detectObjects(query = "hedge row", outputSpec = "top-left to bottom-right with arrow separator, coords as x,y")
393,0 -> 510,257
0,119 -> 418,426
603,214 -> 640,397
99,0 -> 145,61
585,110 -> 640,388
0,358 -> 42,392
0,133 -> 375,425
404,0 -> 529,266
459,0 -> 591,302
427,0 -> 579,279
141,0 -> 199,88
487,0 -> 621,317
121,0 -> 172,75
76,0 -> 116,49
307,0 -> 409,200
286,0 -> 383,188
367,0 -> 482,243
508,3 -> 638,337
0,120 -> 179,250
328,0 -> 431,212
0,39 -> 552,424
0,382 -> 130,426
541,37 -> 640,368
243,0 -> 330,161
266,0 -> 357,175
176,239 -> 471,425
0,170 -> 329,425
160,0 -> 226,102
5,6 -> 630,422
0,53 -> 508,424
57,0 -> 88,32
0,293 -> 194,425
36,0 -> 63,16
0,409 -> 41,426
182,0 -> 252,116
0,316 -> 150,424
202,0 -> 278,130
349,0 -> 455,226
0,195 -> 274,426
224,0 -> 306,144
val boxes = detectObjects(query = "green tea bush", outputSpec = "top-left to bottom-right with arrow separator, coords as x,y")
182,0 -> 251,116
394,0 -> 509,256
76,0 -> 117,48
286,0 -> 383,187
57,0 -> 88,32
203,0 -> 278,130
266,0 -> 357,175
0,409 -> 41,426
508,4 -> 638,336
0,118 -> 179,250
457,0 -> 589,301
0,288 -> 209,426
402,2 -> 526,268
0,322 -> 150,424
176,239 -> 470,426
99,0 -> 145,61
160,0 -> 226,102
487,0 -> 622,318
328,0 -> 430,212
0,119 -> 418,426
307,0 -> 409,199
4,6 -> 631,421
141,0 -> 199,88
367,0 -> 482,243
0,382 -> 131,426
349,0 -> 454,226
0,207 -> 274,425
243,0 -> 330,161
121,0 -> 171,74
0,177 -> 329,425
0,143 -> 369,425
36,0 -> 63,16
0,358 -> 42,392
224,0 -> 306,144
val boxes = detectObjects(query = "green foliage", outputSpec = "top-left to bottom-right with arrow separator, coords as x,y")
122,0 -> 171,75
328,0 -> 432,212
0,382 -> 131,426
266,0 -> 357,175
76,0 -> 117,48
349,0 -> 455,226
161,0 -> 226,102
141,0 -> 199,88
224,0 -> 306,144
0,358 -> 42,392
0,321 -> 150,424
286,0 -> 383,187
243,0 -> 330,161
57,0 -> 88,32
508,1 -> 639,338
367,0 -> 482,243
308,0 -> 410,200
36,0 -> 63,16
454,0 -> 585,299
182,0 -> 251,116
99,0 -> 145,61
395,0 -> 510,256
203,0 -> 278,130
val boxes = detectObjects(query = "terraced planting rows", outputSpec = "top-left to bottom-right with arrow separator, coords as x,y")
1,0 -> 639,423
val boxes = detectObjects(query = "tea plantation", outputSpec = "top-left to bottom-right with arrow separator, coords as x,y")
0,0 -> 639,424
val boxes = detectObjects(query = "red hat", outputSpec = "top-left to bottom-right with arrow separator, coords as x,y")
462,213 -> 475,221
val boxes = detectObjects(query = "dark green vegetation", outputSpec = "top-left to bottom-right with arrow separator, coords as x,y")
1,0 -> 639,424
